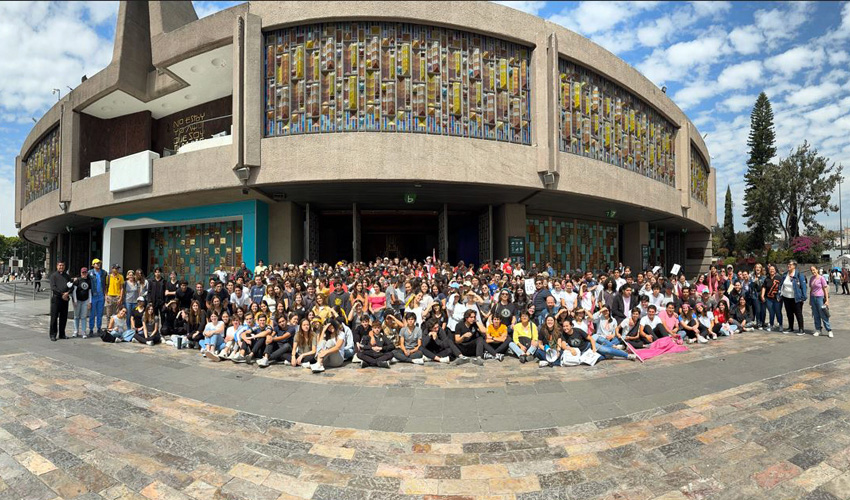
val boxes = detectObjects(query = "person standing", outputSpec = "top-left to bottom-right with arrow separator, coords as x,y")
88,258 -> 107,337
809,266 -> 833,338
105,264 -> 125,321
842,267 -> 849,295
780,260 -> 807,335
70,267 -> 92,338
48,260 -> 72,341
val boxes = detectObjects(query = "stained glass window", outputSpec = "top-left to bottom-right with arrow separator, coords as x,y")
23,126 -> 60,205
526,216 -> 619,273
558,60 -> 677,187
149,221 -> 242,285
690,144 -> 709,206
263,22 -> 532,144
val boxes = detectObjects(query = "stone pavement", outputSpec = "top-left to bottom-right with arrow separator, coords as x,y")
0,294 -> 848,499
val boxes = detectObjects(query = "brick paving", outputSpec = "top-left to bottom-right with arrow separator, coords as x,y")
0,294 -> 848,498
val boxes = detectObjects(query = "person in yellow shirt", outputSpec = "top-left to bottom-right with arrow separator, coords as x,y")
105,264 -> 125,320
508,309 -> 539,363
482,314 -> 510,360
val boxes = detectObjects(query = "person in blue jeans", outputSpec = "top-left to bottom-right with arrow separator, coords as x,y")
88,258 -> 107,336
561,317 -> 636,363
809,266 -> 833,338
762,264 -> 783,332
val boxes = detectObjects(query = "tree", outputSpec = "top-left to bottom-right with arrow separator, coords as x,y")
722,185 -> 736,252
775,142 -> 843,245
743,92 -> 778,252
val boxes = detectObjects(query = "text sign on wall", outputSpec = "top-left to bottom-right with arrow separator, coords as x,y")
509,236 -> 525,256
172,113 -> 206,150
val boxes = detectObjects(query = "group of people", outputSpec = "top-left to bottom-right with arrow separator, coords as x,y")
47,256 -> 836,371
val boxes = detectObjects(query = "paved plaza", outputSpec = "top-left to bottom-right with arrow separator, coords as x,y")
0,296 -> 849,499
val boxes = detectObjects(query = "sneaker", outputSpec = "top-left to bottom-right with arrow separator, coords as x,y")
453,356 -> 470,366
228,351 -> 240,361
614,344 -> 625,350
472,357 -> 484,366
814,331 -> 820,337
745,327 -> 754,332
828,331 -> 834,338
538,360 -> 549,367
114,337 -> 123,343
81,334 -> 88,339
283,359 -> 291,365
233,354 -> 247,363
519,354 -> 528,364
217,350 -> 229,360
257,358 -> 269,368
783,328 -> 793,334
72,332 -> 79,338
482,352 -> 495,360
697,335 -> 708,344
496,353 -> 504,362
412,358 -> 425,365
438,357 -> 450,363
165,339 -> 174,346
302,362 -> 312,369
710,333 -> 718,340
378,360 -> 391,369
797,330 -> 805,336
311,363 -> 325,373
627,354 -> 637,361
765,326 -> 772,332
351,354 -> 360,363
146,341 -> 153,346
687,338 -> 695,344
389,358 -> 398,364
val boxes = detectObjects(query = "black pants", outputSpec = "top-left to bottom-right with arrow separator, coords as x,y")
359,349 -> 394,366
49,296 -> 69,339
264,341 -> 292,362
642,324 -> 667,341
241,337 -> 267,357
393,348 -> 423,362
783,297 -> 804,330
421,335 -> 457,360
843,282 -> 849,294
133,331 -> 162,344
455,336 -> 483,357
483,338 -> 510,355
680,319 -> 698,339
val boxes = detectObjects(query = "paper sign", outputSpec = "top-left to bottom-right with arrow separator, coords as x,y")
652,266 -> 661,275
670,264 -> 681,276
524,278 -> 536,295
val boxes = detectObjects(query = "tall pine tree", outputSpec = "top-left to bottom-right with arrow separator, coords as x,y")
743,92 -> 777,252
723,185 -> 735,252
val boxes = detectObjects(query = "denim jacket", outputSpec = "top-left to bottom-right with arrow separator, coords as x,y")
780,272 -> 807,303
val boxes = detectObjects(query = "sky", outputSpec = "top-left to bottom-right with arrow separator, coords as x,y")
1,1 -> 848,239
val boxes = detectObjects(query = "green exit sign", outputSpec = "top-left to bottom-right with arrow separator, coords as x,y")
404,193 -> 417,204
605,210 -> 617,218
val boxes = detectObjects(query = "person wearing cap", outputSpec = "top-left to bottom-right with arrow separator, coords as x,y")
48,260 -> 72,341
88,258 -> 108,337
70,267 -> 92,338
129,296 -> 147,338
105,264 -> 124,322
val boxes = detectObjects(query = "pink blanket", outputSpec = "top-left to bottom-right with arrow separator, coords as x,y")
632,336 -> 688,361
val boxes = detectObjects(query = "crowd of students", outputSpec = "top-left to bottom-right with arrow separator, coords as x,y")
48,256 -> 835,370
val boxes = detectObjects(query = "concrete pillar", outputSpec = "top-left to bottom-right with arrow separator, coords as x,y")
268,201 -> 304,264
14,155 -> 22,226
494,203 -> 527,260
684,230 -> 712,276
622,221 -> 649,271
59,103 -> 79,203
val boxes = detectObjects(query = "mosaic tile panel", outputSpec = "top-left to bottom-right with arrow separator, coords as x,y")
527,217 -> 618,274
23,126 -> 60,205
597,222 -> 618,271
149,221 -> 242,284
526,217 -> 549,266
575,220 -> 595,272
691,143 -> 709,206
558,60 -> 677,187
264,22 -> 532,144
552,218 -> 574,273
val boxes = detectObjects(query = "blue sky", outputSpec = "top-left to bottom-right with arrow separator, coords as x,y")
1,1 -> 848,239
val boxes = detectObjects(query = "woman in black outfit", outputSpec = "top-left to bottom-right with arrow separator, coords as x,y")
186,300 -> 207,348
420,318 -> 459,362
358,320 -> 396,368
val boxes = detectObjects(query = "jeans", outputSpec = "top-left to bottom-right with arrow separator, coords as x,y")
749,298 -> 764,327
200,334 -> 224,351
110,328 -> 135,342
341,346 -> 355,361
73,300 -> 89,334
810,295 -> 831,332
593,337 -> 629,359
125,302 -> 136,316
89,294 -> 105,331
508,341 -> 537,358
766,298 -> 783,328
834,280 -> 841,294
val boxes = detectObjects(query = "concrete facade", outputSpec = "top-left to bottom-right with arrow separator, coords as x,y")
17,0 -> 716,275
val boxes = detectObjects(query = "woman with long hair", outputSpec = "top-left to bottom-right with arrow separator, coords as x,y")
291,318 -> 318,368
367,282 -> 387,321
358,320 -> 395,368
186,299 -> 207,347
695,302 -> 715,340
809,266 -> 833,337
762,264 -> 783,332
134,302 -> 161,345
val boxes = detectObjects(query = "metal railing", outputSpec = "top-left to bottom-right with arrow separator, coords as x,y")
0,280 -> 51,302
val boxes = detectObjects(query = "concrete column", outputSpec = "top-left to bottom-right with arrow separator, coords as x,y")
59,102 -> 79,203
268,201 -> 304,264
232,12 -> 262,172
622,221 -> 649,271
493,203 -> 527,260
676,122 -> 691,214
14,155 -> 21,226
684,230 -> 712,276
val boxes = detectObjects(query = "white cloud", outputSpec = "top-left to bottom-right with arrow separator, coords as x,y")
0,171 -> 16,237
637,35 -> 727,84
716,60 -> 762,90
549,1 -> 659,36
672,84 -> 715,109
828,50 -> 849,66
491,0 -> 547,17
719,94 -> 757,113
754,2 -> 812,47
690,1 -> 732,18
764,46 -> 826,76
785,82 -> 841,107
728,25 -> 763,55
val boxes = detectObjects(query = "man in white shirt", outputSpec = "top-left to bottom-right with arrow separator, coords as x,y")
612,269 -> 627,292
230,286 -> 252,310
562,282 -> 578,313
639,304 -> 664,340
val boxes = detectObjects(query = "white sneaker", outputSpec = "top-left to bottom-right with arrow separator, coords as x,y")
814,331 -> 820,337
389,358 -> 398,364
438,357 -> 450,363
482,352 -> 495,360
283,359 -> 291,365
165,340 -> 174,346
228,351 -> 240,361
71,332 -> 79,338
828,331 -> 834,338
496,353 -> 504,362
311,363 -> 325,372
351,354 -> 360,363
697,335 -> 708,344
538,360 -> 549,367
302,362 -> 312,369
257,358 -> 269,368
687,338 -> 695,344
627,354 -> 637,361
146,341 -> 153,346
114,337 -> 123,343
412,358 -> 425,365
